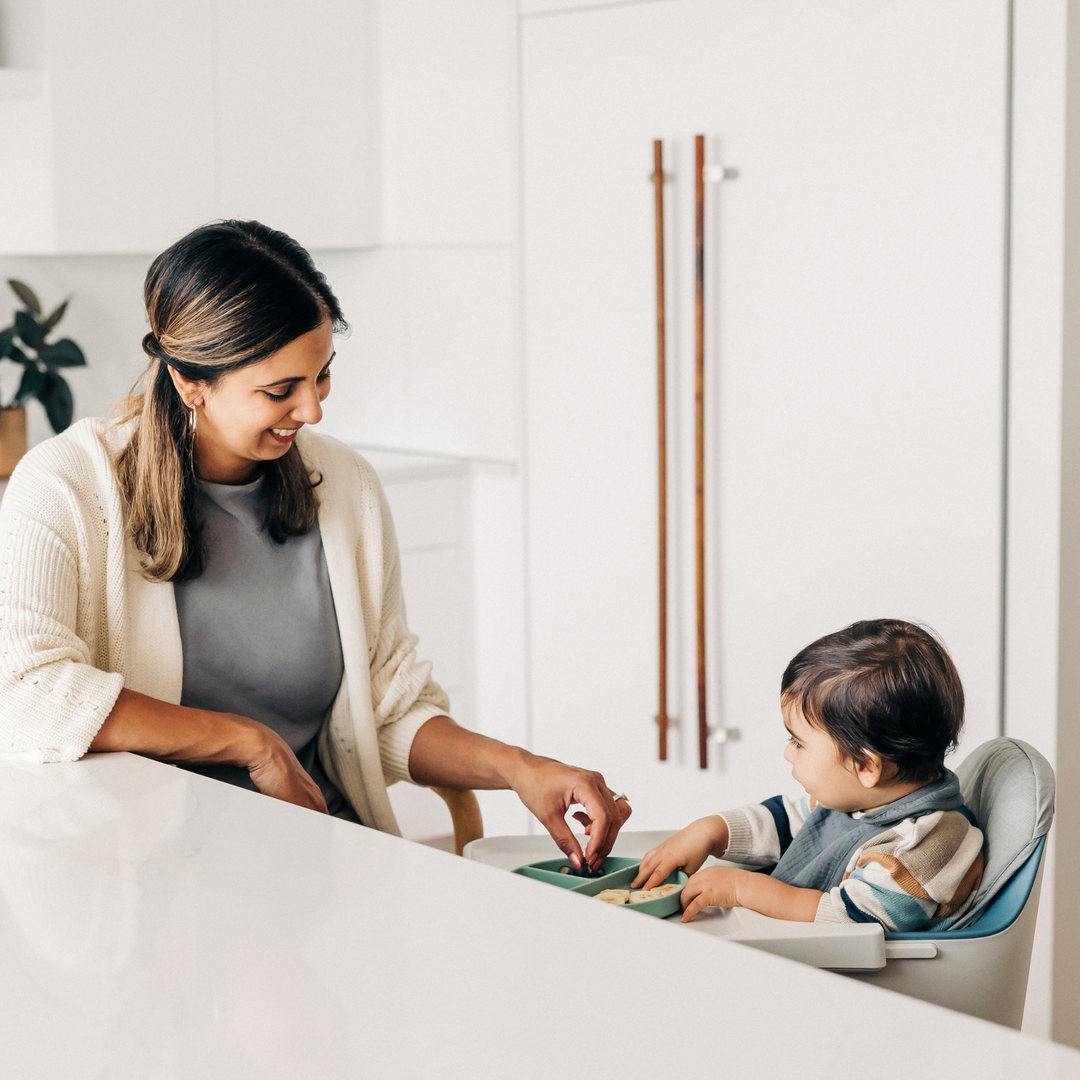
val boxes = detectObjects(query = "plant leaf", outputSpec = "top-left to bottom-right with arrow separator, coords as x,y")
8,344 -> 28,365
14,362 -> 45,405
41,298 -> 69,335
8,279 -> 41,316
39,337 -> 86,368
37,369 -> 74,433
0,327 -> 13,360
15,309 -> 43,348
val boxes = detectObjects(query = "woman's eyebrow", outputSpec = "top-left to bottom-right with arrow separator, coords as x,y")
256,375 -> 304,388
256,354 -> 335,388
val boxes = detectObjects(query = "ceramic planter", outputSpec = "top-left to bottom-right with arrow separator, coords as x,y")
0,406 -> 27,478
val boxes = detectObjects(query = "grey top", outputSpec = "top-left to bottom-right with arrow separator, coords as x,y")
174,474 -> 347,813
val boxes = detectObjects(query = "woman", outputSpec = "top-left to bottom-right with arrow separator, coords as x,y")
0,220 -> 629,868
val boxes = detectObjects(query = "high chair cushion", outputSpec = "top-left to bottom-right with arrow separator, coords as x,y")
951,737 -> 1055,930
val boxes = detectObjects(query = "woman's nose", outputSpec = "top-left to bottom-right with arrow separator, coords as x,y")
292,387 -> 323,426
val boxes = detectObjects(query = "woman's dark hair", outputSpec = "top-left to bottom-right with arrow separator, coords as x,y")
780,619 -> 965,783
115,220 -> 348,582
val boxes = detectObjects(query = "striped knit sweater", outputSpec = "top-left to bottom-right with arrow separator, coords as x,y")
721,795 -> 985,930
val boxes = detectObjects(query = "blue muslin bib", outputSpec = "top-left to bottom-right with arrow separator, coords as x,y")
770,770 -> 966,891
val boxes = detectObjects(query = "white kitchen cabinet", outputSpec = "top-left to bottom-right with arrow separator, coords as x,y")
214,0 -> 380,249
378,0 -> 516,246
0,0 -> 378,255
0,0 -> 217,254
521,0 -> 1010,822
362,447 -> 529,841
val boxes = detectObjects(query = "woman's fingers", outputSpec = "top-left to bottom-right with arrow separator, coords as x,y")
247,731 -> 329,814
300,775 -> 330,814
576,775 -> 621,865
513,761 -> 630,869
540,811 -> 585,869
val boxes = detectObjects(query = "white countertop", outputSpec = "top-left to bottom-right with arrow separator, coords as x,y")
2,752 -> 1078,1079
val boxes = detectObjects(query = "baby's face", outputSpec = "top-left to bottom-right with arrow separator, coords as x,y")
782,704 -> 875,812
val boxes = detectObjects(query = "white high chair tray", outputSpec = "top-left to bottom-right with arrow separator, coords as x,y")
465,830 -> 886,971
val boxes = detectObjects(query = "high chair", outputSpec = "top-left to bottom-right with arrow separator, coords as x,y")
433,786 -> 484,856
837,737 -> 1055,1028
465,738 -> 1053,1028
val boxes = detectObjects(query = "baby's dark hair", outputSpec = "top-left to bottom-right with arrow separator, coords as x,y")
780,619 -> 964,783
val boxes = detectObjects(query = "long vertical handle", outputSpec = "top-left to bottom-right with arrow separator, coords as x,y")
652,140 -> 668,762
695,134 -> 708,770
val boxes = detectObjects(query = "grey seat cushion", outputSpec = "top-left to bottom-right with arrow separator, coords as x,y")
951,737 -> 1055,930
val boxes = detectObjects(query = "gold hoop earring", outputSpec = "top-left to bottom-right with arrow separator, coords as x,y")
189,407 -> 197,437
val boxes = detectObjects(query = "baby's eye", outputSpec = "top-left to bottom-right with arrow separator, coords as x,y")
787,736 -> 802,749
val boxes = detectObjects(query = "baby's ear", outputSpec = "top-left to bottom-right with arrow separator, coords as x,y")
854,752 -> 884,789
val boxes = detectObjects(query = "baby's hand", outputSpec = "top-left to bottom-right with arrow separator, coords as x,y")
680,866 -> 750,922
632,816 -> 727,890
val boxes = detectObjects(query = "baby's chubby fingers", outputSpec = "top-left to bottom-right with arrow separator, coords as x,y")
631,846 -> 668,888
638,855 -> 681,891
679,875 -> 709,922
680,891 -> 712,923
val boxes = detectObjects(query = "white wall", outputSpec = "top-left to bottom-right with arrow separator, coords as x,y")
315,247 -> 519,462
1005,0 -> 1068,1041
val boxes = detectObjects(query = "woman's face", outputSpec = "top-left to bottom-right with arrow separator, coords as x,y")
178,319 -> 335,484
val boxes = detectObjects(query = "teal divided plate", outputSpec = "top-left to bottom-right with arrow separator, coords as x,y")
513,857 -> 687,918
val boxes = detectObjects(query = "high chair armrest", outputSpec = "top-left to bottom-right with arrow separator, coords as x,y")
683,905 -> 886,970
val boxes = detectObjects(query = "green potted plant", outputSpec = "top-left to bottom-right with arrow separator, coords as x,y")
0,279 -> 86,477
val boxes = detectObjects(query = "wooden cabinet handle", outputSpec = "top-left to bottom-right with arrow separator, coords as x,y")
652,139 -> 669,763
695,134 -> 708,770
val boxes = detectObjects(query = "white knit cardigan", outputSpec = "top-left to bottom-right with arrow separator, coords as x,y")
0,417 -> 450,834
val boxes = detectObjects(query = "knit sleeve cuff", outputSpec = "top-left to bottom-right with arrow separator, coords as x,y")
719,808 -> 755,860
0,667 -> 124,764
814,889 -> 854,924
377,701 -> 450,785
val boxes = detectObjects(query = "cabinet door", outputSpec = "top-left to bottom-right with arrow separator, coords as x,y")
47,0 -> 217,253
214,0 -> 380,250
522,0 -> 1008,816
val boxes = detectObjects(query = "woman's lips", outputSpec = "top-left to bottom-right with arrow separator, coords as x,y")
269,427 -> 299,444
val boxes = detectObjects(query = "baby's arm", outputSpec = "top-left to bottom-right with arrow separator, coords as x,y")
680,867 -> 822,922
634,794 -> 811,891
632,816 -> 729,890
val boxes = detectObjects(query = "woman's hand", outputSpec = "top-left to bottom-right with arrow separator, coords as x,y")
90,690 -> 329,815
407,717 -> 631,869
632,816 -> 728,890
508,757 -> 632,870
242,720 -> 329,814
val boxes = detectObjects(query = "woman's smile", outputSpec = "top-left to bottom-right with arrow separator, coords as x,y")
269,426 -> 300,444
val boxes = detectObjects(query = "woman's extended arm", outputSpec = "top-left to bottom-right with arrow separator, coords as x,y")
90,688 -> 328,813
408,715 -> 630,868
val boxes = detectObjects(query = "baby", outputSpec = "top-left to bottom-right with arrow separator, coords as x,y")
633,619 -> 985,930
